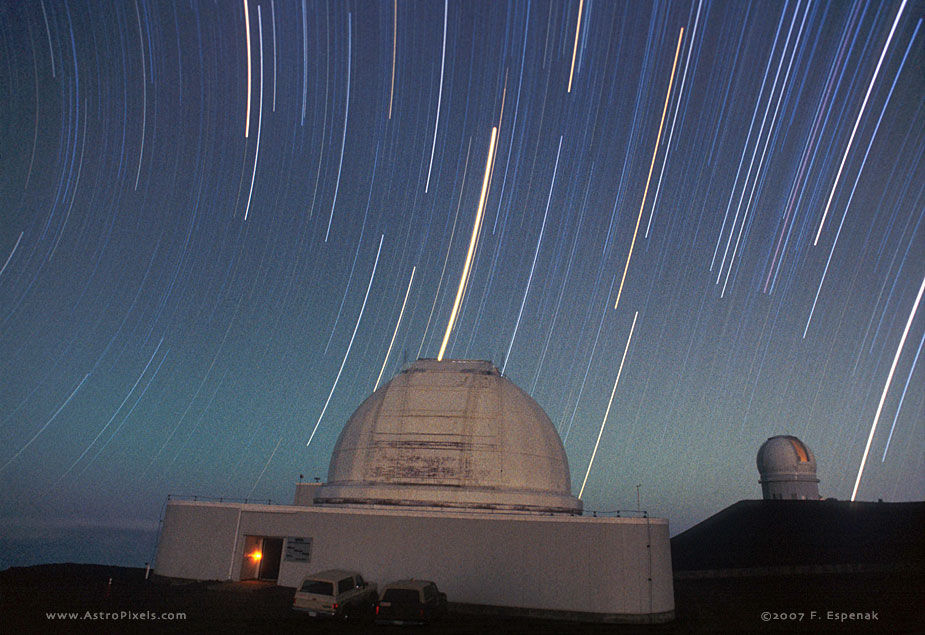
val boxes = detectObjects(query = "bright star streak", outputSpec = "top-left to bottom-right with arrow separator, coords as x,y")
1,373 -> 91,472
491,9 -> 530,236
851,273 -> 924,501
721,2 -> 809,297
646,0 -> 701,239
307,27 -> 329,217
143,322 -> 235,477
270,0 -> 277,112
307,234 -> 384,447
56,337 -> 165,483
243,5 -> 264,221
300,0 -> 307,124
614,28 -> 684,311
709,6 -> 786,274
164,369 -> 229,473
567,0 -> 584,93
814,0 -> 908,246
375,266 -> 416,391
50,103 -> 88,261
133,0 -> 147,190
388,0 -> 396,119
323,140 -> 380,355
325,12 -> 352,242
424,0 -> 447,193
24,40 -> 41,191
419,139 -> 470,359
803,20 -> 919,337
40,0 -> 55,77
882,331 -> 924,462
243,0 -> 252,137
248,435 -> 283,498
579,310 -> 638,499
502,135 -> 562,375
563,274 -> 617,442
531,166 -> 590,392
82,350 -> 169,479
764,4 -> 865,292
437,127 -> 498,361
453,130 -> 499,352
0,231 -> 24,280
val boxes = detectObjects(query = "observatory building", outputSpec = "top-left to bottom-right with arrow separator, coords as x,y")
153,359 -> 675,622
756,435 -> 820,500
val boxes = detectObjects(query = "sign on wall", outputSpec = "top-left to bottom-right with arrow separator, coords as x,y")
284,537 -> 312,563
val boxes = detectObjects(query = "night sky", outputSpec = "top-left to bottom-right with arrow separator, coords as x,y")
1,0 -> 923,566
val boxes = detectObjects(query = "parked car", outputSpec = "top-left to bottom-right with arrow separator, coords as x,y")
375,579 -> 447,625
292,569 -> 377,619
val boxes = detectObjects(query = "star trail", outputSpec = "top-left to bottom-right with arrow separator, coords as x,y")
0,0 -> 922,566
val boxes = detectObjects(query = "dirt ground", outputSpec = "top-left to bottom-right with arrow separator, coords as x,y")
1,563 -> 921,634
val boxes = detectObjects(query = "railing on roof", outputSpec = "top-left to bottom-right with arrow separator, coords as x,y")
583,509 -> 649,518
166,494 -> 276,505
164,495 -> 648,518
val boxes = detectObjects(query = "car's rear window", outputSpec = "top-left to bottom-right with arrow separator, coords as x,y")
382,588 -> 421,603
300,580 -> 333,595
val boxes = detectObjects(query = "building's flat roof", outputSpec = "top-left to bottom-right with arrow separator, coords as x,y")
672,499 -> 925,572
165,498 -> 667,525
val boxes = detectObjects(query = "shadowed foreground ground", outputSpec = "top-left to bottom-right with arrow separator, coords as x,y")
1,563 -> 921,634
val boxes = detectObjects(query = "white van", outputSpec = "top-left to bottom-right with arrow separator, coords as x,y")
292,569 -> 377,618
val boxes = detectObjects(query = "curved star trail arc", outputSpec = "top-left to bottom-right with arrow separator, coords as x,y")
0,1 -> 921,559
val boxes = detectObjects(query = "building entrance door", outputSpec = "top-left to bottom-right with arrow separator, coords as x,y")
239,535 -> 283,582
258,537 -> 283,580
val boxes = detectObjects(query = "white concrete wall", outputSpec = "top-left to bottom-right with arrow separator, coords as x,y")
292,482 -> 321,506
155,503 -> 241,581
761,477 -> 820,500
155,501 -> 673,619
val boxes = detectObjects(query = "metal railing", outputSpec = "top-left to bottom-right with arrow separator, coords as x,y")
166,493 -> 276,505
583,509 -> 649,518
164,494 -> 648,518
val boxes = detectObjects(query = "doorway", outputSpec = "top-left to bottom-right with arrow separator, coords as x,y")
258,537 -> 282,580
239,535 -> 283,582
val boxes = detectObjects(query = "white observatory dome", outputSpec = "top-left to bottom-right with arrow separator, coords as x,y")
756,435 -> 820,500
314,359 -> 582,514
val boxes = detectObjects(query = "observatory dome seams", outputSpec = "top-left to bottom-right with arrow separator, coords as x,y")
314,359 -> 582,514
